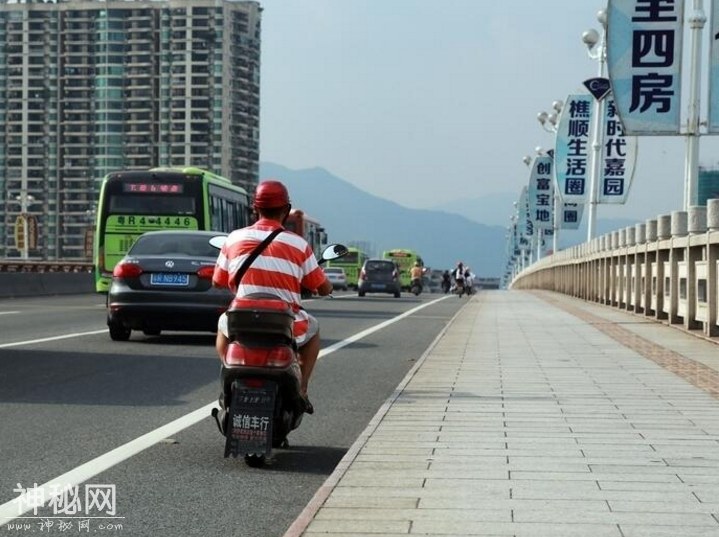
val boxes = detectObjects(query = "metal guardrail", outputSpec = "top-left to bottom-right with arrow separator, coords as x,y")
0,261 -> 92,273
510,203 -> 719,341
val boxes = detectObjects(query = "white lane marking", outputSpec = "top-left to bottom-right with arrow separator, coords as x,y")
0,330 -> 107,349
319,296 -> 448,357
0,295 -> 450,522
0,311 -> 20,315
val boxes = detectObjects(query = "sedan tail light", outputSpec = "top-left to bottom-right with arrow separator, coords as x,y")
359,269 -> 366,281
113,262 -> 142,279
197,265 -> 215,279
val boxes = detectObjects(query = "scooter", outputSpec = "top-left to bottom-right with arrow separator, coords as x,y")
441,278 -> 451,294
211,242 -> 348,467
410,278 -> 423,296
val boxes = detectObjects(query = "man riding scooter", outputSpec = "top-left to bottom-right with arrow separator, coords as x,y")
410,261 -> 424,295
212,180 -> 333,414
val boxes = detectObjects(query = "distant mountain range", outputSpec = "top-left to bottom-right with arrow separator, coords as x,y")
430,194 -> 641,249
260,162 -> 507,277
259,162 -> 642,277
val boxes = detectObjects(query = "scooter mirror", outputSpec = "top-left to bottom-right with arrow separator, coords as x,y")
209,235 -> 227,250
321,243 -> 348,261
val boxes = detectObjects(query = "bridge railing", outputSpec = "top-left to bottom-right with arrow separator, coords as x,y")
0,261 -> 92,273
510,202 -> 719,340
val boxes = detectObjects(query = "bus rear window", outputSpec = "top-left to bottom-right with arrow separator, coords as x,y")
340,252 -> 358,264
109,195 -> 196,215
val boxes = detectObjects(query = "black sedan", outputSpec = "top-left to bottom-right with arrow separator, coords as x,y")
106,230 -> 231,341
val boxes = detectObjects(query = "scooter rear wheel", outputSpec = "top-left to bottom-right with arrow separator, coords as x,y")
244,454 -> 266,467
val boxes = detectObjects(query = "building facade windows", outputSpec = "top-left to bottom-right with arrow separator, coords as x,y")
0,0 -> 260,260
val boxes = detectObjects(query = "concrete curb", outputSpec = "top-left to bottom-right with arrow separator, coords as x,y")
0,273 -> 94,298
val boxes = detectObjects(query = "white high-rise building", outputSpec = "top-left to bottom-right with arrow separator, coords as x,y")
0,0 -> 261,260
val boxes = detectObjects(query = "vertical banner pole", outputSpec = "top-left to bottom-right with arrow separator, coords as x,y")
684,0 -> 706,209
587,36 -> 607,241
553,191 -> 560,254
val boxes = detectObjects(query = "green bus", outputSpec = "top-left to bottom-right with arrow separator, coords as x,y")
326,246 -> 368,289
93,166 -> 251,293
382,248 -> 424,290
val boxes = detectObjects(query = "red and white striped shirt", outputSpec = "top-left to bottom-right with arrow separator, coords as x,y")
212,218 -> 326,345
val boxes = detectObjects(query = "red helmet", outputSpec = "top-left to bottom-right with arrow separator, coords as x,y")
253,180 -> 290,209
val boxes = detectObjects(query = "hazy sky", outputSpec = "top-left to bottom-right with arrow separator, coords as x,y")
258,0 -> 719,223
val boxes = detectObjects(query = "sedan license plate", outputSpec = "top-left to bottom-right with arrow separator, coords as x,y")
150,273 -> 189,286
371,283 -> 385,290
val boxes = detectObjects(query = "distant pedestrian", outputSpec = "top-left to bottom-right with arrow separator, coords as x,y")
464,267 -> 475,295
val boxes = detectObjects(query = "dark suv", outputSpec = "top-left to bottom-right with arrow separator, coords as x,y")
357,259 -> 401,298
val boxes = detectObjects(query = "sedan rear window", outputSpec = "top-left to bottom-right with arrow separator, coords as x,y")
365,261 -> 394,272
129,234 -> 221,258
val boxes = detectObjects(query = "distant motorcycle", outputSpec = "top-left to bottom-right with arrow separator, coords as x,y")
410,278 -> 422,296
211,242 -> 348,467
454,279 -> 465,298
441,278 -> 451,294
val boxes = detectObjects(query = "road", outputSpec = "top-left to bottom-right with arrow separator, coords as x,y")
0,291 -> 466,536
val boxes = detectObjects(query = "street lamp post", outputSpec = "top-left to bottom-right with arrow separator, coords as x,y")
684,0 -> 706,209
583,9 -> 608,241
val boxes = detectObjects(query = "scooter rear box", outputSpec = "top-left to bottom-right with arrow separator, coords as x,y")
226,297 -> 293,340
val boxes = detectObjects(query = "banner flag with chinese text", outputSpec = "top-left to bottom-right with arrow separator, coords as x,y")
528,156 -> 554,230
606,0 -> 684,135
598,97 -> 638,203
560,202 -> 584,230
555,94 -> 593,203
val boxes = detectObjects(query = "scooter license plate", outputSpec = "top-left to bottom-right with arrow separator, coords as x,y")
224,380 -> 276,458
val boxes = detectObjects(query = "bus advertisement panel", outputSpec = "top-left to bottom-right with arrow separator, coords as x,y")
93,167 -> 250,293
326,247 -> 368,289
382,249 -> 423,290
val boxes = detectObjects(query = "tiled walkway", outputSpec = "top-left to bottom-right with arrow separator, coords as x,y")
285,290 -> 719,537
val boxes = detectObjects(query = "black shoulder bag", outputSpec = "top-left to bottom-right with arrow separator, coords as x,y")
232,227 -> 283,288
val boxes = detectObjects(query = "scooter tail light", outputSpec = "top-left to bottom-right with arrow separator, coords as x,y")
267,346 -> 294,368
225,343 -> 294,368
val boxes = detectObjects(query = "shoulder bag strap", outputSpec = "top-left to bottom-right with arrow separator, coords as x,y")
232,227 -> 283,288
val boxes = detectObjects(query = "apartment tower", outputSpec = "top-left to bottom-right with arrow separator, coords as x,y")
0,0 -> 261,260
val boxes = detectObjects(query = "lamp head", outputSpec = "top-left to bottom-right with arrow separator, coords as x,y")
552,100 -> 563,113
597,9 -> 607,28
522,155 -> 532,166
582,28 -> 599,49
547,112 -> 558,126
537,111 -> 548,125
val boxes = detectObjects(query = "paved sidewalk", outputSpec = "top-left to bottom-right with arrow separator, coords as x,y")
285,290 -> 719,537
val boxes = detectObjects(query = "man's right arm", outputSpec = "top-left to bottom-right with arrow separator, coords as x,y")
316,277 -> 333,296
